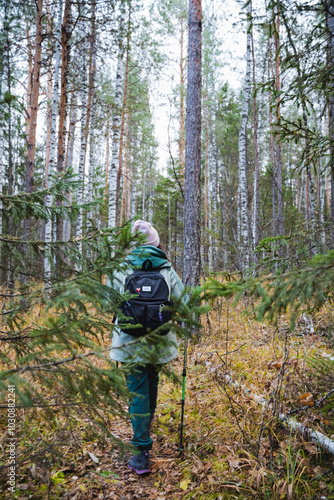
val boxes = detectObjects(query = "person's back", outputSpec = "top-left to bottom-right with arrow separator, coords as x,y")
109,221 -> 186,474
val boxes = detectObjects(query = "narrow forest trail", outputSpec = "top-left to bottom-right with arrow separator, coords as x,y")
64,303 -> 334,500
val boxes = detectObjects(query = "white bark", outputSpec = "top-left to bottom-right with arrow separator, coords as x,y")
63,94 -> 77,241
108,35 -> 125,229
237,10 -> 252,270
214,370 -> 334,458
76,19 -> 87,257
279,414 -> 334,456
44,0 -> 62,285
0,53 -> 7,242
87,42 -> 96,228
210,81 -> 218,273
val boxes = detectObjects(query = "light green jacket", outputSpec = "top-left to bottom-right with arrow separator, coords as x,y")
109,246 -> 185,364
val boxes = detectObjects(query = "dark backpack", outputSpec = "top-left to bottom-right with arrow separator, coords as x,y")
119,262 -> 173,337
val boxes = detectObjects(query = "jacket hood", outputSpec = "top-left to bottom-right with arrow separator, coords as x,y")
126,245 -> 171,270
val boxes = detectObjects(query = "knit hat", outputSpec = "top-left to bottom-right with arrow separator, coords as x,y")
132,220 -> 160,247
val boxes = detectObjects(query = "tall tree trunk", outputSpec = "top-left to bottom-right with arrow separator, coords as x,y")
281,10 -> 316,232
204,97 -> 209,265
0,26 -> 7,273
4,2 -> 14,291
25,0 -> 43,197
104,110 -> 110,204
25,21 -> 33,147
273,10 -> 284,237
210,78 -> 218,273
108,9 -> 126,230
120,122 -> 129,225
182,0 -> 202,288
268,35 -> 276,236
327,0 -> 334,223
116,4 -> 131,225
63,93 -> 77,241
87,0 -> 97,229
237,6 -> 251,270
179,14 -> 185,180
45,0 -> 62,284
45,2 -> 53,182
56,0 -> 71,242
251,11 -> 260,261
76,14 -> 87,257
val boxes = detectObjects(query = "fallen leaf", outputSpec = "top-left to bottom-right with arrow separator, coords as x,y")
304,443 -> 318,454
180,479 -> 191,490
88,451 -> 99,464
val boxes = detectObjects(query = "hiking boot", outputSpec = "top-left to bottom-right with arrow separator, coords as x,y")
128,451 -> 150,474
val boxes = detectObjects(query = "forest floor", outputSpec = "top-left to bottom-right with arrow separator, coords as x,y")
1,300 -> 334,499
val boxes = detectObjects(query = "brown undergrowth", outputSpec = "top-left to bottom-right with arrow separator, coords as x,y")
1,299 -> 334,499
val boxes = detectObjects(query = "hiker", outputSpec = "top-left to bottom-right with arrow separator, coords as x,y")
110,220 -> 186,474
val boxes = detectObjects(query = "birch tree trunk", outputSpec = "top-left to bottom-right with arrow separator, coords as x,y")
45,0 -> 62,285
237,7 -> 251,270
179,14 -> 186,181
182,0 -> 202,288
104,111 -> 110,204
0,35 -> 7,256
210,80 -> 218,273
108,9 -> 126,230
56,0 -> 71,242
204,98 -> 209,265
76,14 -> 88,257
87,0 -> 97,229
251,13 -> 260,262
63,93 -> 77,241
116,4 -> 131,225
45,2 -> 53,181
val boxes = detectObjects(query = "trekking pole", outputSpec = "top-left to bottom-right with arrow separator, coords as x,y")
179,325 -> 189,453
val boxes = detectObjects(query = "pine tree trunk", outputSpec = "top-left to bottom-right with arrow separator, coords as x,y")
119,124 -> 128,225
237,8 -> 251,270
182,0 -> 202,288
26,0 -> 43,197
45,0 -> 62,285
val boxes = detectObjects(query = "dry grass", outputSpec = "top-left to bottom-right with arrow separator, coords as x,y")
1,298 -> 334,499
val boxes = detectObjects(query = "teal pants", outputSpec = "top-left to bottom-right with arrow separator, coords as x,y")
124,364 -> 160,451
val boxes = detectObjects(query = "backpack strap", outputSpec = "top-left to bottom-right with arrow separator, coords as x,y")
142,259 -> 153,271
